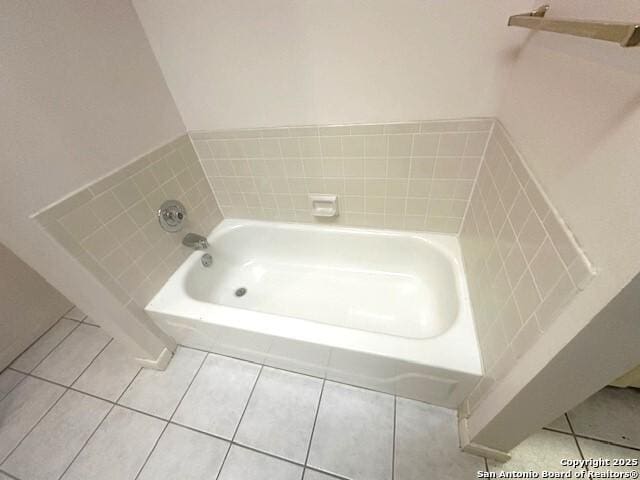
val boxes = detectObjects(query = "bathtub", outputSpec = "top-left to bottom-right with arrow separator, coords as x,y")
146,219 -> 482,408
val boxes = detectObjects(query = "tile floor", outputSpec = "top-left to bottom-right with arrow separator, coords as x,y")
0,308 -> 638,480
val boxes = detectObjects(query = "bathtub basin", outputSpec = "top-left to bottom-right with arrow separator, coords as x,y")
146,219 -> 482,407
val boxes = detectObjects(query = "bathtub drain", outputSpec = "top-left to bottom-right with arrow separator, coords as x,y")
235,287 -> 247,297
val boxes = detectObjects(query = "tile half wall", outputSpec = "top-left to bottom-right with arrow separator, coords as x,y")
460,121 -> 595,412
32,119 -> 595,416
35,135 -> 223,312
191,119 -> 493,234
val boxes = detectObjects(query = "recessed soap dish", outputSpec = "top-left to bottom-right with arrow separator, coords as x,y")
309,194 -> 339,217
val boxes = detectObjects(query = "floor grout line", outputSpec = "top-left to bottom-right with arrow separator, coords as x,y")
56,403 -> 116,480
2,312 -> 80,379
133,422 -> 170,480
0,467 -> 21,480
20,319 -> 82,375
0,384 -> 68,468
116,367 -> 143,404
69,338 -> 113,390
9,336 -> 640,478
541,425 -> 640,453
0,371 -> 29,404
231,365 -> 263,444
214,364 -> 264,480
562,412 -> 587,464
180,343 -> 426,406
133,351 -> 210,480
303,378 -> 326,468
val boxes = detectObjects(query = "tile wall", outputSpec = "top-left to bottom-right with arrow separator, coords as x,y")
191,119 -> 493,234
459,121 -> 594,412
32,118 -> 595,418
35,135 -> 223,313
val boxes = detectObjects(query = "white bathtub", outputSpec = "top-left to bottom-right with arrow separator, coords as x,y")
146,219 -> 482,408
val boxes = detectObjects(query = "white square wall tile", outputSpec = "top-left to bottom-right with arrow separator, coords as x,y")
73,340 -> 141,401
235,367 -> 323,463
2,390 -> 111,480
0,376 -> 65,463
119,347 -> 206,419
173,354 -> 261,439
32,324 -> 111,386
307,381 -> 394,480
394,398 -> 484,480
217,445 -> 303,480
137,423 -> 229,480
11,319 -> 78,373
61,406 -> 166,480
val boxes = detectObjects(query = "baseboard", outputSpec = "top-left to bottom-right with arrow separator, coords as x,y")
458,416 -> 511,462
134,347 -> 174,370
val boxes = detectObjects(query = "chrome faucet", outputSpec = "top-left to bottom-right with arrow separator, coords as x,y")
182,233 -> 209,250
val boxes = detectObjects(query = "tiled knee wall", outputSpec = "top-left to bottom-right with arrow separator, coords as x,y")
32,118 -> 594,416
35,135 -> 223,313
191,119 -> 493,234
459,121 -> 594,412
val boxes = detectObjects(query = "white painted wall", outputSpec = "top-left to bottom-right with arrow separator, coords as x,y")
0,0 -> 185,361
0,242 -> 72,370
132,0 -> 532,130
465,0 -> 640,451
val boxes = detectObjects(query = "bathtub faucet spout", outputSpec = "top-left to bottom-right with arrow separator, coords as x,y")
182,233 -> 209,250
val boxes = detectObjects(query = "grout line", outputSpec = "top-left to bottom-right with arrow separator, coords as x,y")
132,349 -> 211,478
175,344 -> 423,404
0,372 -> 28,404
0,387 -> 68,468
115,366 -> 143,404
456,120 -> 494,236
169,353 -> 209,422
303,378 -> 326,467
0,467 -> 21,480
484,457 -> 489,472
69,338 -> 113,389
564,412 -> 576,435
214,364 -> 264,480
573,435 -> 586,463
563,412 -> 588,465
303,465 -> 351,480
542,424 -> 640,453
56,403 -> 116,480
133,422 -> 169,480
231,365 -> 263,443
4,312 -> 80,376
61,304 -> 77,318
169,420 -> 231,443
573,433 -> 640,453
16,342 -> 630,479
0,309 -> 89,401
22,320 -> 82,375
229,442 -> 307,470
12,356 -> 628,480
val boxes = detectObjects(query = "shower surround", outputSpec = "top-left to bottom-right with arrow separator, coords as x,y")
33,117 -> 593,409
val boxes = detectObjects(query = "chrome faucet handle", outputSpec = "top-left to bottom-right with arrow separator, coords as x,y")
158,200 -> 186,232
